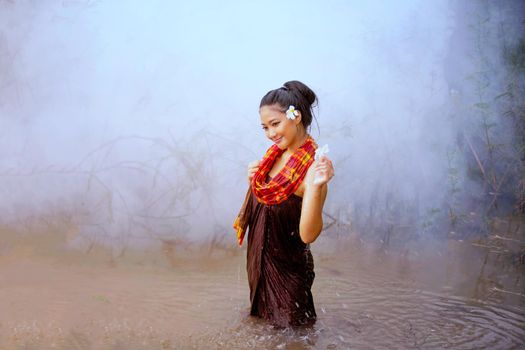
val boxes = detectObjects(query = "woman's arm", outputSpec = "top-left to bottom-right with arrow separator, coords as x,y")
299,156 -> 334,244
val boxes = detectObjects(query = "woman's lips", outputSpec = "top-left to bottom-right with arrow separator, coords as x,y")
273,137 -> 283,144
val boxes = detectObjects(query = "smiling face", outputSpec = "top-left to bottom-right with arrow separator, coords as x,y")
260,104 -> 305,151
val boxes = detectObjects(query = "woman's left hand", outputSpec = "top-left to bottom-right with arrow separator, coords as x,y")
312,156 -> 334,187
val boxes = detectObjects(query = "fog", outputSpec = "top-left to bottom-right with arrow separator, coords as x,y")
1,0 -> 523,249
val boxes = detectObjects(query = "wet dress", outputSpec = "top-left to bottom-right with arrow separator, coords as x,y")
246,187 -> 317,327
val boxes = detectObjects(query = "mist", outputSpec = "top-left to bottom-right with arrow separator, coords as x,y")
1,0 -> 524,250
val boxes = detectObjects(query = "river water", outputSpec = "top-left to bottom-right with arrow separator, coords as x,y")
0,227 -> 524,349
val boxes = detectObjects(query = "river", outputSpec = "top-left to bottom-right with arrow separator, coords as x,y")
0,226 -> 523,349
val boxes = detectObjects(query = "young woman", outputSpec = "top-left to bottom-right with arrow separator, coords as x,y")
234,80 -> 335,327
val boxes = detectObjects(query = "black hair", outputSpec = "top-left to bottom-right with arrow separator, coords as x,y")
259,80 -> 318,131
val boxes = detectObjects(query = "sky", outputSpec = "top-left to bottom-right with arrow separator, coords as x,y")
0,0 -> 520,248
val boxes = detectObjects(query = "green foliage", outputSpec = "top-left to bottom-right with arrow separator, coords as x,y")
435,1 -> 525,241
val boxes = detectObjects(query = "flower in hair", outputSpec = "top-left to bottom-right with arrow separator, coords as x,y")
286,105 -> 299,120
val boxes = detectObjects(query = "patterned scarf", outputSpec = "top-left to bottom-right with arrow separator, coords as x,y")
233,135 -> 317,245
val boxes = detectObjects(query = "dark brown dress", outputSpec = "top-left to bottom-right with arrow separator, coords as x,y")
246,189 -> 317,327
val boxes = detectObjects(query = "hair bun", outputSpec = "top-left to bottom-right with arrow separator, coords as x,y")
283,80 -> 317,106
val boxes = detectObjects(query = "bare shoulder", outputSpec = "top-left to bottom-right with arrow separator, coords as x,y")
295,165 -> 314,197
295,162 -> 329,198
305,162 -> 316,180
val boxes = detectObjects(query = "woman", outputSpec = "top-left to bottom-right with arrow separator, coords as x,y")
234,80 -> 334,327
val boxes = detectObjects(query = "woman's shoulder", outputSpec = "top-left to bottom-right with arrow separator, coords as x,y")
294,165 -> 314,197
303,160 -> 317,183
299,161 -> 328,196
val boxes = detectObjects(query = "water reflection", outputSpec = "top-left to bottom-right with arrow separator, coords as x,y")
0,228 -> 523,349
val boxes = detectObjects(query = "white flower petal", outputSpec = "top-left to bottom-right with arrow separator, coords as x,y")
286,105 -> 298,120
315,144 -> 330,160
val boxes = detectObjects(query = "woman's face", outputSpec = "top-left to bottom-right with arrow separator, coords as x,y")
259,104 -> 303,150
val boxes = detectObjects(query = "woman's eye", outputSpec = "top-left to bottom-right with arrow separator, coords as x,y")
271,122 -> 280,127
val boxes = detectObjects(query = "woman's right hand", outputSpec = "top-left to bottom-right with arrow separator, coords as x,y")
247,160 -> 260,183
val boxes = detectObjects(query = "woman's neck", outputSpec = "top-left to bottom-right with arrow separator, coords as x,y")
284,132 -> 309,157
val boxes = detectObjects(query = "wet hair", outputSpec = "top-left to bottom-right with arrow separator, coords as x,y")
259,80 -> 318,131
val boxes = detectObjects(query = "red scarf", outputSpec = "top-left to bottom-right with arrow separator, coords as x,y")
233,135 -> 317,245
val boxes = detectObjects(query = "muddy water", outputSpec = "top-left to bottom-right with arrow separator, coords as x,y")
0,230 -> 524,349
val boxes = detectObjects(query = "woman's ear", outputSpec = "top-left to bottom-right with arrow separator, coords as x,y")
294,110 -> 302,125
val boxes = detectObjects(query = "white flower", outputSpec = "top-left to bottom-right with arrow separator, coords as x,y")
315,144 -> 330,161
286,105 -> 299,120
